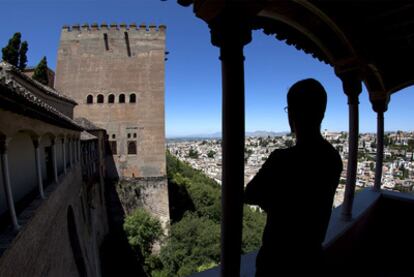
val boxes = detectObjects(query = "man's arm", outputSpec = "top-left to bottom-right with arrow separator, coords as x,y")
244,152 -> 276,210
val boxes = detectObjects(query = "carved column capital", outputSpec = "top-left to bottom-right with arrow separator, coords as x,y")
209,14 -> 252,49
335,65 -> 362,104
32,136 -> 41,148
340,73 -> 362,104
371,96 -> 389,114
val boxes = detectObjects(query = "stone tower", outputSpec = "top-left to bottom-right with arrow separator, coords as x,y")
55,23 -> 169,227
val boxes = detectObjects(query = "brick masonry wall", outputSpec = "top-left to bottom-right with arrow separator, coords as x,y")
116,176 -> 170,231
55,24 -> 166,179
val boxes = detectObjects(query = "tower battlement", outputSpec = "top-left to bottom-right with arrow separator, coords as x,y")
56,20 -> 169,228
62,23 -> 166,34
56,22 -> 167,179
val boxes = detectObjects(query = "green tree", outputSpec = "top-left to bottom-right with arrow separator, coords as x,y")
408,139 -> 414,150
207,150 -> 216,158
32,56 -> 49,85
242,206 -> 266,253
188,147 -> 199,159
162,152 -> 265,276
2,32 -> 28,69
2,32 -> 21,66
18,41 -> 28,70
123,208 -> 163,259
158,213 -> 220,277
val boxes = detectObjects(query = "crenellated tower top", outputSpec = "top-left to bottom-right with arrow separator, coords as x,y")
61,23 -> 166,34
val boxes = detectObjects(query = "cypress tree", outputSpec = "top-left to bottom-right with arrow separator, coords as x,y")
32,56 -> 49,85
2,32 -> 21,66
18,41 -> 28,70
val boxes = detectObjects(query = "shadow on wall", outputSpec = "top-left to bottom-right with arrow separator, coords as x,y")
99,139 -> 148,275
67,206 -> 87,277
105,140 -> 119,181
100,178 -> 147,277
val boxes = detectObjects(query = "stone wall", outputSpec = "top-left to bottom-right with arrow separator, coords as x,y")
55,24 -> 166,179
116,176 -> 170,230
0,165 -> 108,277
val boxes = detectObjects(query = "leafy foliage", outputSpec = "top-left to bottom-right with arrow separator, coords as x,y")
32,56 -> 49,85
207,150 -> 216,158
157,213 -> 220,276
124,208 -> 163,259
188,147 -> 199,159
153,152 -> 266,276
18,41 -> 28,70
2,32 -> 28,69
242,206 -> 267,253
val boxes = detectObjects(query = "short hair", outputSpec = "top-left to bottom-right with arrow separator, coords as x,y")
287,78 -> 327,126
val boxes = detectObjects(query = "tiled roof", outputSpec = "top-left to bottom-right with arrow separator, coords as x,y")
0,61 -> 82,130
0,61 -> 77,104
75,117 -> 104,131
80,131 -> 98,140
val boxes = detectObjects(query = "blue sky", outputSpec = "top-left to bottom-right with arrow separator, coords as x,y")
1,0 -> 413,137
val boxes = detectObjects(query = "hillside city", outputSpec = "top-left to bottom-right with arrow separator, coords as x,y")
167,131 -> 414,207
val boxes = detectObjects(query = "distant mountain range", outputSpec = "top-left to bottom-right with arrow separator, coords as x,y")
167,130 -> 289,140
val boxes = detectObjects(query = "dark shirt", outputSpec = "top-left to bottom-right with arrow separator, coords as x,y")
245,138 -> 342,275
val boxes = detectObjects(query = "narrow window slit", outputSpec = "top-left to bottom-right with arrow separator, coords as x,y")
124,32 -> 131,57
103,33 -> 109,51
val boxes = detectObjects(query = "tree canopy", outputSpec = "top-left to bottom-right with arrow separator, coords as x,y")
124,208 -> 163,259
32,56 -> 49,85
18,41 -> 28,70
147,152 -> 266,276
1,32 -> 29,70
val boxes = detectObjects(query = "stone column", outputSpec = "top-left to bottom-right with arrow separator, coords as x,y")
62,138 -> 67,174
0,137 -> 20,231
86,142 -> 90,176
78,139 -> 81,163
210,16 -> 252,276
32,137 -> 45,199
51,138 -> 59,183
68,138 -> 73,168
75,139 -> 79,163
372,98 -> 388,191
338,72 -> 362,221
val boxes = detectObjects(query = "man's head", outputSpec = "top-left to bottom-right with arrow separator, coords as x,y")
287,79 -> 327,133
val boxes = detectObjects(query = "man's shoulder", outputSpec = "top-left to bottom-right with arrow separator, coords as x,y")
265,147 -> 296,166
268,147 -> 292,159
321,140 -> 343,171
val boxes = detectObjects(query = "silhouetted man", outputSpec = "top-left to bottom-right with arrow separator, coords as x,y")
245,79 -> 343,276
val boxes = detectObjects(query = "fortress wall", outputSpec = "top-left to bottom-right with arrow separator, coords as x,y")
116,176 -> 169,231
55,23 -> 166,179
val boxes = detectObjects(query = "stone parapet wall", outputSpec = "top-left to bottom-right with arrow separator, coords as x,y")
116,176 -> 170,230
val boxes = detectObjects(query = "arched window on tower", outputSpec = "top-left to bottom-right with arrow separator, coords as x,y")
119,94 -> 125,103
108,94 -> 115,103
129,93 -> 136,103
128,141 -> 137,155
86,95 -> 93,104
97,94 -> 104,103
